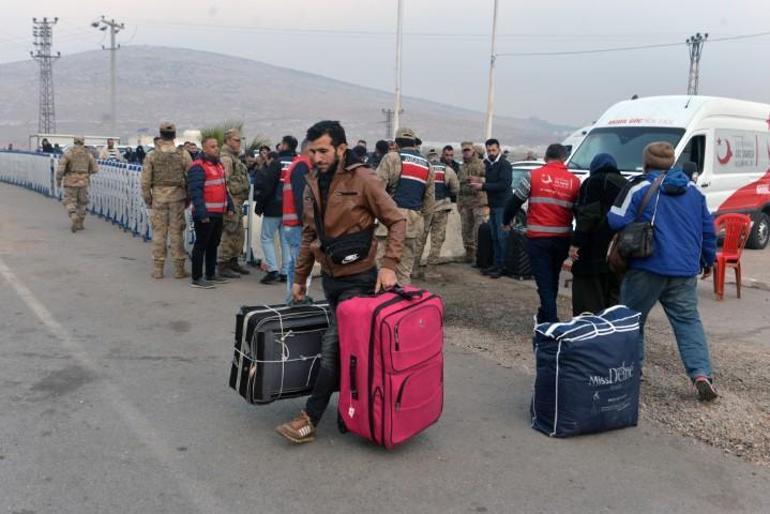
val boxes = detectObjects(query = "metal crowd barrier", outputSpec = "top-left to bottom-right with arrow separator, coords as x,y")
0,151 -> 255,259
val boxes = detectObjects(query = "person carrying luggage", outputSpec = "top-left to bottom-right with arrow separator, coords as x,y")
504,143 -> 580,322
607,142 -> 718,401
568,153 -> 628,315
275,120 -> 406,444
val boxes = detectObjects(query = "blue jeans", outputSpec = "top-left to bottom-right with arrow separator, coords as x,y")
527,237 -> 571,323
280,225 -> 304,301
260,217 -> 284,273
620,269 -> 712,379
488,207 -> 509,267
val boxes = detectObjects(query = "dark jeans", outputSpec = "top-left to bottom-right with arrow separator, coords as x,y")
305,268 -> 377,425
191,216 -> 223,280
571,272 -> 621,316
620,269 -> 712,379
527,236 -> 571,323
488,207 -> 509,267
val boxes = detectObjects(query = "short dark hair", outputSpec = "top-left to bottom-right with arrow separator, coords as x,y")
545,143 -> 567,161
201,136 -> 218,146
352,145 -> 367,158
442,145 -> 454,152
357,139 -> 367,146
258,145 -> 270,152
375,140 -> 389,154
485,138 -> 500,148
282,135 -> 298,152
306,120 -> 348,147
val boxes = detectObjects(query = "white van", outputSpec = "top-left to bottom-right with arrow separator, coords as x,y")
567,95 -> 770,248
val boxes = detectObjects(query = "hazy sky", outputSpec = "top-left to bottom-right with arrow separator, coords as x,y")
3,0 -> 769,126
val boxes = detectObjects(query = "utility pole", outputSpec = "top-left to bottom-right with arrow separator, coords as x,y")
31,17 -> 60,134
92,16 -> 125,135
483,0 -> 499,140
686,32 -> 708,96
392,0 -> 404,138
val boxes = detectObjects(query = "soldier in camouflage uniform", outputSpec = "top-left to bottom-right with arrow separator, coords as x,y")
414,149 -> 460,276
375,128 -> 435,284
141,122 -> 193,279
218,128 -> 251,278
56,136 -> 98,233
457,141 -> 488,263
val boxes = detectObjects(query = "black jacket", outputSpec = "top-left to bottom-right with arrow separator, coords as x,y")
255,150 -> 296,218
571,160 -> 628,275
482,156 -> 513,208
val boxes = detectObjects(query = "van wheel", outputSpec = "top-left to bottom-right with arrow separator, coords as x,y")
747,213 -> 770,249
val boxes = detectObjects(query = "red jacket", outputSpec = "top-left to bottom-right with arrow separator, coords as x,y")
282,155 -> 311,227
193,158 -> 227,215
526,162 -> 580,238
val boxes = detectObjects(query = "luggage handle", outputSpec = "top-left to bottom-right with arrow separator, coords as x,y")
349,355 -> 358,400
379,285 -> 425,300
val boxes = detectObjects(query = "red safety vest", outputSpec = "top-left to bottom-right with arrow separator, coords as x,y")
526,161 -> 580,238
282,155 -> 311,227
193,158 -> 227,214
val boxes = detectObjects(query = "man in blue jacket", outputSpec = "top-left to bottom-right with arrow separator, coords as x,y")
608,142 -> 718,401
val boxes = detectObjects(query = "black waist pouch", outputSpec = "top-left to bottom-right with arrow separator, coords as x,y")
321,228 -> 374,265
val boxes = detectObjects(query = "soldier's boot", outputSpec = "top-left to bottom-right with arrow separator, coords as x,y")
173,260 -> 189,279
424,265 -> 443,281
152,260 -> 165,279
231,258 -> 251,275
217,263 -> 241,279
69,215 -> 78,233
76,218 -> 85,231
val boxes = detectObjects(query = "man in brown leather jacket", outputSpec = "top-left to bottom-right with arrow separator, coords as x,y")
276,120 -> 406,444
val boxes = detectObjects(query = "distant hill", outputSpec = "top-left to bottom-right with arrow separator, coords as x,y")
0,45 -> 574,149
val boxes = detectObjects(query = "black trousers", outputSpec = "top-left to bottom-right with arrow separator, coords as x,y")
305,268 -> 377,426
571,272 -> 621,316
192,216 -> 223,280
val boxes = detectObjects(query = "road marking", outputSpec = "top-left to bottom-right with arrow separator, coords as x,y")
0,256 -> 229,513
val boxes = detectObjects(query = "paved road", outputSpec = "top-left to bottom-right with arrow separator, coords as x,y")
1,183 -> 769,514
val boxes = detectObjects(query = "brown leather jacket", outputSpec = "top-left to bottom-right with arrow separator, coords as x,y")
294,152 -> 406,285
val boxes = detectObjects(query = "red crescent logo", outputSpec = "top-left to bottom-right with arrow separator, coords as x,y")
717,138 -> 733,165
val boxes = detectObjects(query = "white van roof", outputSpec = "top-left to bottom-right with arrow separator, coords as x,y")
594,95 -> 770,129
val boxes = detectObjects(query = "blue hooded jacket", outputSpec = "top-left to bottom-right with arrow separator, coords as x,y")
607,169 -> 716,277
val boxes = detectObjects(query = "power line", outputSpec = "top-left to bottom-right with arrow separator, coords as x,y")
496,30 -> 770,57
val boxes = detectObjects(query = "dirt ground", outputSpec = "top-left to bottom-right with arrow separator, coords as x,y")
416,263 -> 770,466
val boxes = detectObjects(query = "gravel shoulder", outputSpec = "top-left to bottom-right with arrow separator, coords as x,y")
417,263 -> 770,466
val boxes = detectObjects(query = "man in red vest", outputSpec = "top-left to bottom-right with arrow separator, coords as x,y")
186,137 -> 235,288
504,144 -> 580,322
281,139 -> 313,301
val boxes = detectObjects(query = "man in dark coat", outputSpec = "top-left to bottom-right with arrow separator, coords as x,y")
569,153 -> 628,315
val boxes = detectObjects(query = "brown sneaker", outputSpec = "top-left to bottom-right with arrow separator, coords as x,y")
275,410 -> 316,444
694,376 -> 718,402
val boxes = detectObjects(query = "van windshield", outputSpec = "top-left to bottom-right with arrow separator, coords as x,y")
568,127 -> 685,172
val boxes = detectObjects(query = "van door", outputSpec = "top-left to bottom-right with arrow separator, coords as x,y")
706,129 -> 770,216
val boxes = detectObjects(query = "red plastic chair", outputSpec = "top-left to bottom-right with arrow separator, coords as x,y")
713,213 -> 752,301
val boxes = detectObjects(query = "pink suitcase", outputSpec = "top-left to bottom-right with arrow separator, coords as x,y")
337,287 -> 444,449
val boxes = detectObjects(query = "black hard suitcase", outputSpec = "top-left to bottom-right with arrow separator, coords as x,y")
504,229 -> 533,279
476,222 -> 494,269
229,303 -> 331,404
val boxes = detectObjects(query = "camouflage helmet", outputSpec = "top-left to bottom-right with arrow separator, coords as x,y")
395,127 -> 419,141
159,121 -> 176,133
73,136 -> 85,145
